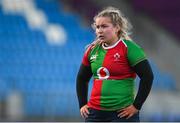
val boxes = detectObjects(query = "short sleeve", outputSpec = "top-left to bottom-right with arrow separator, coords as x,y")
125,40 -> 146,66
82,45 -> 92,66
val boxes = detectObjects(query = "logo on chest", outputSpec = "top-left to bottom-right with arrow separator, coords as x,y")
113,53 -> 120,61
90,54 -> 98,61
97,67 -> 110,80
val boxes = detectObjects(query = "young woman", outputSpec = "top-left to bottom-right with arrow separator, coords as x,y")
76,6 -> 154,122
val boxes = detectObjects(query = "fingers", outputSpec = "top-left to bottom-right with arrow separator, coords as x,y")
80,105 -> 90,118
117,105 -> 138,119
80,110 -> 89,118
117,110 -> 133,119
118,110 -> 129,118
126,113 -> 134,119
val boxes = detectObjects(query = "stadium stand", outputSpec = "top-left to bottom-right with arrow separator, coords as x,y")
0,0 -> 179,121
133,0 -> 180,41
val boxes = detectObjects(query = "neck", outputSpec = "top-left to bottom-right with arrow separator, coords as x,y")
104,38 -> 119,47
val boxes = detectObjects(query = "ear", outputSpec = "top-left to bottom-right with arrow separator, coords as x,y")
115,25 -> 120,34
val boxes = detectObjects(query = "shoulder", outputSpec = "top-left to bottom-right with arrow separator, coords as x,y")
123,39 -> 147,66
84,44 -> 94,54
122,39 -> 144,53
84,43 -> 99,59
122,39 -> 140,48
85,43 -> 100,53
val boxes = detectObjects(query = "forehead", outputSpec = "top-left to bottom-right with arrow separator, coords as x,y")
95,17 -> 112,25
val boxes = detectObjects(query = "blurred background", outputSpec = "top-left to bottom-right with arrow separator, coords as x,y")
0,0 -> 180,121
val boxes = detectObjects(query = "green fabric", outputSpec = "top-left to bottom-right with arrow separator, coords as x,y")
100,79 -> 135,110
123,40 -> 146,66
89,45 -> 107,79
87,40 -> 145,111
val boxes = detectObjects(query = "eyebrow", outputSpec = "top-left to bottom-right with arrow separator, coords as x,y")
95,23 -> 109,26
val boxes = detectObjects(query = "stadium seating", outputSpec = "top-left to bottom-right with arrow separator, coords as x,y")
0,0 -> 177,121
133,0 -> 180,41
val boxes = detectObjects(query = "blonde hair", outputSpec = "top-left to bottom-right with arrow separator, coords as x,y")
91,6 -> 132,46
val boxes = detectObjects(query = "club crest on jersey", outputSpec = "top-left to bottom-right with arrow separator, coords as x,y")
114,53 -> 120,61
97,67 -> 110,80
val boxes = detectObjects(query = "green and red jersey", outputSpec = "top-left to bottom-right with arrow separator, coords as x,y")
82,39 -> 146,111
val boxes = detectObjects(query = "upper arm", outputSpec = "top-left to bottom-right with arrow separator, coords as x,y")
82,44 -> 93,66
132,59 -> 154,79
77,64 -> 92,83
125,40 -> 146,66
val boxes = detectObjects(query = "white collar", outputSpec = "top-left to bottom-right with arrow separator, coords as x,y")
102,39 -> 122,50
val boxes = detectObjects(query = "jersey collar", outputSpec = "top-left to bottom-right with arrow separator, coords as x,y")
102,39 -> 122,50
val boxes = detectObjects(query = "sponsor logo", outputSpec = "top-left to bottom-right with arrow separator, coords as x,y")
97,67 -> 110,80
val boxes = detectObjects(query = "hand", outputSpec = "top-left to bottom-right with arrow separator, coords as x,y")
80,105 -> 89,118
117,105 -> 139,119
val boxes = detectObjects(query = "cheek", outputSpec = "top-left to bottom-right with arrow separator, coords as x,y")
105,29 -> 115,37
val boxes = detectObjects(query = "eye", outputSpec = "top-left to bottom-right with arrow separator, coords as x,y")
96,25 -> 100,29
101,25 -> 108,28
95,25 -> 108,29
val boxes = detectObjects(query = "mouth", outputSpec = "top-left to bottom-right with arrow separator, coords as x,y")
98,35 -> 105,40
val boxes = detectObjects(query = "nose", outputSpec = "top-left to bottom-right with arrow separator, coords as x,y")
96,27 -> 103,34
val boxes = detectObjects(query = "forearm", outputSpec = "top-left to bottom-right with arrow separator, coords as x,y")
133,75 -> 153,110
76,80 -> 88,108
76,64 -> 92,109
132,60 -> 154,110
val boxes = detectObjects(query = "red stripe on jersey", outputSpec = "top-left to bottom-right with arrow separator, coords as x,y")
102,41 -> 136,79
82,44 -> 94,66
87,79 -> 103,110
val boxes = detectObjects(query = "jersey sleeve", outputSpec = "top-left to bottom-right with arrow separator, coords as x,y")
125,40 -> 147,66
82,45 -> 92,66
